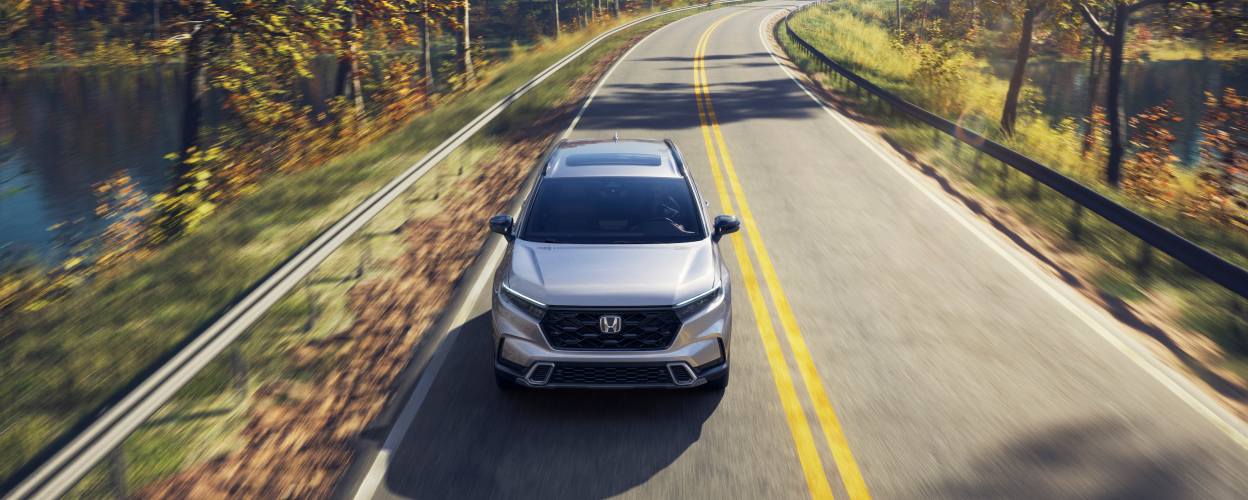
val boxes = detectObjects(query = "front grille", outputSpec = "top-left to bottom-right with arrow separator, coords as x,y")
540,309 -> 681,350
549,366 -> 673,385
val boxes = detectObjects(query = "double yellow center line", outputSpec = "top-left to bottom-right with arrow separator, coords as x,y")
693,5 -> 871,500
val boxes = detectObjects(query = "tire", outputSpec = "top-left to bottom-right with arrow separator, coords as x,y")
703,367 -> 729,390
495,369 -> 523,390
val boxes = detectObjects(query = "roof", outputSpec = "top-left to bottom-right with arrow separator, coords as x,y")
545,139 -> 682,178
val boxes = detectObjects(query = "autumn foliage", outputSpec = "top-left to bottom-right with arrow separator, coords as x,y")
1123,101 -> 1181,207
1189,88 -> 1248,231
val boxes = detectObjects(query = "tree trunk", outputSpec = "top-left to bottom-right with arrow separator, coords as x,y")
423,1 -> 433,100
459,0 -> 475,85
335,0 -> 364,118
1082,39 -> 1106,155
896,0 -> 901,32
919,0 -> 928,41
553,0 -> 560,38
178,24 -> 207,177
165,22 -> 209,237
1000,1 -> 1043,136
298,71 -> 329,125
1104,4 -> 1127,187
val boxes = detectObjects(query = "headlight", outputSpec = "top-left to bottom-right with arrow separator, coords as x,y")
500,282 -> 547,320
675,287 -> 720,319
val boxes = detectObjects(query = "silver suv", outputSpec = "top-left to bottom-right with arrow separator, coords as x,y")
488,138 -> 739,389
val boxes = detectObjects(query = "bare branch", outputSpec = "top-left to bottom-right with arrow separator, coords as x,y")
1078,3 -> 1113,42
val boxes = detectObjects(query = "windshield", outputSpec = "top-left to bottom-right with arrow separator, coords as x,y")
520,176 -> 705,244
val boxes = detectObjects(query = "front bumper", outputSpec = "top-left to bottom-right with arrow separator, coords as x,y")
495,360 -> 728,389
491,282 -> 732,389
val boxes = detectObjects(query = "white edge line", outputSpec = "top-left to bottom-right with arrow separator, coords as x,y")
349,239 -> 506,500
348,13 -> 704,500
757,10 -> 1248,451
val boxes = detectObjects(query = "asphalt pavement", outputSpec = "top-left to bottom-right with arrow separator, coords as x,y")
364,2 -> 1248,498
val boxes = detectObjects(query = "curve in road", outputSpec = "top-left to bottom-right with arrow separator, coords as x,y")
359,2 -> 1248,499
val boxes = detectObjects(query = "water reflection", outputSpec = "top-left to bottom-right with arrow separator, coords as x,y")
0,54 -> 391,254
0,65 -> 186,254
986,58 -> 1248,167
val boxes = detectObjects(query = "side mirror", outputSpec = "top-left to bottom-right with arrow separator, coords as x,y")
712,215 -> 740,242
489,214 -> 515,241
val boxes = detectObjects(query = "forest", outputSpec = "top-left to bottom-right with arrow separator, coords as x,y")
0,0 -> 663,316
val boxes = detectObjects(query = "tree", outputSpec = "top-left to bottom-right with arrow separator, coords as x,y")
1078,0 -> 1222,187
160,0 -> 327,238
333,0 -> 412,118
1000,0 -> 1077,136
1081,37 -> 1108,156
896,0 -> 901,31
1000,0 -> 1046,136
423,0 -> 433,97
458,0 -> 474,85
335,0 -> 365,118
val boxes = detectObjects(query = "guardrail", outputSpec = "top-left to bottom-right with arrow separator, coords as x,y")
781,1 -> 1248,300
0,2 -> 754,499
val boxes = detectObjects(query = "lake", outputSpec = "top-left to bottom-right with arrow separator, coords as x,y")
2,65 -> 195,257
0,39 -> 493,256
987,58 -> 1248,167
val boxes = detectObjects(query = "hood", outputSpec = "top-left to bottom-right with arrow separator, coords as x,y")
506,239 -> 717,307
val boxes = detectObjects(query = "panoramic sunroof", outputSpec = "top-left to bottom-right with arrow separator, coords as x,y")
565,153 -> 662,167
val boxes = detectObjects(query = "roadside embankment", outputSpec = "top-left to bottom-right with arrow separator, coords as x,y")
771,3 -> 1248,423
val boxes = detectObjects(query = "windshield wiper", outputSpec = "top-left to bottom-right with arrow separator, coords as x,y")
614,241 -> 660,244
543,239 -> 564,244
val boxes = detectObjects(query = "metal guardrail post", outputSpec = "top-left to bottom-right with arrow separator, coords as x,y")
782,0 -> 1248,300
108,449 -> 125,500
1069,202 -> 1084,242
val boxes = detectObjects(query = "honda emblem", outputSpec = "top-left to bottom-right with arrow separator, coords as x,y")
598,315 -> 623,333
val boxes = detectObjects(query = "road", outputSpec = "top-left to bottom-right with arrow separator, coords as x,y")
360,2 -> 1248,498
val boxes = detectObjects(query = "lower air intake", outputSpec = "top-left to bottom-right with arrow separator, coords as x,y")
667,363 -> 696,385
549,366 -> 672,385
526,363 -> 554,385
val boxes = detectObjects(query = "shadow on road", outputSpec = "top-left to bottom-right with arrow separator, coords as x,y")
575,74 -> 819,133
929,419 -> 1210,499
381,311 -> 724,500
